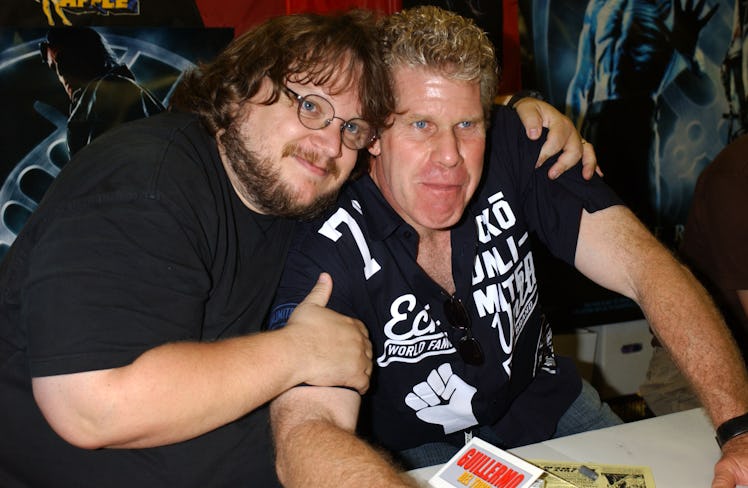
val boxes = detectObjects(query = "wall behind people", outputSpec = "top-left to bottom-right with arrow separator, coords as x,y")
0,1 -> 519,258
518,0 -> 742,328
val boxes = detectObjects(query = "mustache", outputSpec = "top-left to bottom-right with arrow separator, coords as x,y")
282,143 -> 340,178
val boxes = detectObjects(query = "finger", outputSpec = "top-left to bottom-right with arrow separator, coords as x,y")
544,142 -> 583,180
580,139 -> 599,180
711,470 -> 734,488
357,320 -> 370,339
355,376 -> 370,395
363,337 -> 373,360
536,127 -> 567,170
513,99 -> 543,141
300,272 -> 333,307
356,365 -> 373,395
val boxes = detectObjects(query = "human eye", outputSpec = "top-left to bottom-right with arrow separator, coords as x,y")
456,119 -> 484,135
299,97 -> 322,116
343,120 -> 361,135
412,120 -> 428,130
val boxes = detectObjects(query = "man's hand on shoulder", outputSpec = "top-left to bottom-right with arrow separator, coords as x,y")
508,95 -> 600,180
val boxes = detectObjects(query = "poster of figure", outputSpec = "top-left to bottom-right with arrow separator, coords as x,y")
520,0 -> 738,326
0,27 -> 232,259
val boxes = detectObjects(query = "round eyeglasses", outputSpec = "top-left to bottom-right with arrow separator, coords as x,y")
284,86 -> 375,150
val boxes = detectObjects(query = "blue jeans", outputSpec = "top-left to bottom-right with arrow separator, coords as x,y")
396,379 -> 622,469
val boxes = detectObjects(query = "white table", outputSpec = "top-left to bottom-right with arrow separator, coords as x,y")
408,408 -> 722,487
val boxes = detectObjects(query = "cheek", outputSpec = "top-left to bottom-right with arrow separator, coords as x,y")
338,151 -> 360,178
465,143 -> 485,173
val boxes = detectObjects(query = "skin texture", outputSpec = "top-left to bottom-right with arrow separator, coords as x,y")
219,77 -> 361,216
368,67 -> 485,237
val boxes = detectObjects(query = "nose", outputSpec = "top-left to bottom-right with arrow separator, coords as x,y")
432,128 -> 462,168
311,118 -> 345,159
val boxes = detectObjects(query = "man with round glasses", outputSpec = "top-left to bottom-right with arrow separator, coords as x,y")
0,9 -> 592,488
269,6 -> 748,488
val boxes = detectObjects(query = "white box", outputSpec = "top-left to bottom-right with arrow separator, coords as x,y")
588,319 -> 654,398
553,328 -> 598,383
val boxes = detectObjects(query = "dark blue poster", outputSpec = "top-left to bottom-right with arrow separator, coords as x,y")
0,27 -> 231,258
520,0 -> 739,326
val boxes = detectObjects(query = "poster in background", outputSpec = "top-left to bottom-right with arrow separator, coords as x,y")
519,0 -> 737,327
0,27 -> 232,259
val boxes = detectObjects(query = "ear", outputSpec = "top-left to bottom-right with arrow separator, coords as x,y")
368,136 -> 381,157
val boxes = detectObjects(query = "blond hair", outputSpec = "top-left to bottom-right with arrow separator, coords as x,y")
378,6 -> 499,121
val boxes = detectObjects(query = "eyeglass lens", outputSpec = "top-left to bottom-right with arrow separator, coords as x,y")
443,296 -> 484,365
285,87 -> 373,150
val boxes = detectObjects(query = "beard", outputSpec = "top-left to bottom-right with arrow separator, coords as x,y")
219,122 -> 341,221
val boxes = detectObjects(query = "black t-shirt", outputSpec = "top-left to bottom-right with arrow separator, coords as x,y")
269,107 -> 622,452
0,112 -> 291,487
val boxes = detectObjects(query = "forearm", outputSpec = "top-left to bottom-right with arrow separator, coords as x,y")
637,258 -> 748,425
576,206 -> 748,425
33,327 -> 308,449
275,418 -> 417,487
272,386 -> 415,487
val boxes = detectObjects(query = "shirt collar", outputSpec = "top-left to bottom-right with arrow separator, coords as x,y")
350,174 -> 413,242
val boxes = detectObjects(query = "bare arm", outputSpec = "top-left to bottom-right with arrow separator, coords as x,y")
575,206 -> 748,487
32,273 -> 373,450
575,205 -> 748,424
271,386 -> 417,487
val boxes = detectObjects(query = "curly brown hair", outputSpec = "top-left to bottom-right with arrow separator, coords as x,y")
378,6 -> 499,122
170,10 -> 394,139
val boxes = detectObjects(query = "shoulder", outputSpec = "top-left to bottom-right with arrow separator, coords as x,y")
481,105 -> 545,192
278,181 -> 380,303
55,113 -> 215,198
486,106 -> 544,162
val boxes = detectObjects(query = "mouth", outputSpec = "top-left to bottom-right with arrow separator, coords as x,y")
298,155 -> 331,176
284,145 -> 339,179
421,181 -> 463,193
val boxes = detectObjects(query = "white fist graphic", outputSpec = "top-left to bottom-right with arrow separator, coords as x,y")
404,363 -> 478,434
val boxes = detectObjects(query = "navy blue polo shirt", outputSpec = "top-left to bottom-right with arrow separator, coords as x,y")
269,106 -> 622,451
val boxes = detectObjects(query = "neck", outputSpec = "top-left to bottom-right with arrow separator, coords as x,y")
417,230 -> 455,294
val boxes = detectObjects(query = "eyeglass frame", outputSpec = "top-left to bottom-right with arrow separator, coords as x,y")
442,294 -> 485,366
283,85 -> 375,151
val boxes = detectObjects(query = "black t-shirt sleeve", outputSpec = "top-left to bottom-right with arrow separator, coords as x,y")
268,219 -> 358,330
488,106 -> 622,265
24,193 -> 211,377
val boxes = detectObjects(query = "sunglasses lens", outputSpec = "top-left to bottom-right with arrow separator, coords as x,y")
458,336 -> 484,365
444,298 -> 470,328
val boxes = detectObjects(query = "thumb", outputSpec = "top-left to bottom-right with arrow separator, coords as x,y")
301,272 -> 333,307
